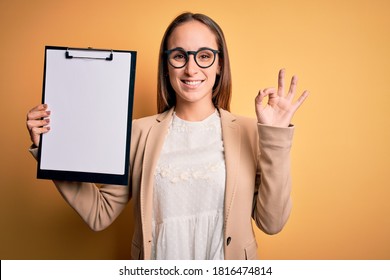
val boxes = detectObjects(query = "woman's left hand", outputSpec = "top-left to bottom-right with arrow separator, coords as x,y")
255,69 -> 309,127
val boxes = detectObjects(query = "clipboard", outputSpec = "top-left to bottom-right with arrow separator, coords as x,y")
37,46 -> 136,185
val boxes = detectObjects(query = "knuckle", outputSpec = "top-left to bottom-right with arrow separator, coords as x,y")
26,120 -> 34,130
31,127 -> 41,134
26,112 -> 32,120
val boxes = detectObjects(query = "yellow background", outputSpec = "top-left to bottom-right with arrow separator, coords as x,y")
1,0 -> 389,259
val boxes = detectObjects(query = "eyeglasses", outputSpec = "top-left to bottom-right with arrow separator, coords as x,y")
165,47 -> 220,69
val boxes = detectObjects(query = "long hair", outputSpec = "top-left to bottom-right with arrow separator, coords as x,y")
157,12 -> 232,113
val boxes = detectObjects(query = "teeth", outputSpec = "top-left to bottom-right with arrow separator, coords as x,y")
184,80 -> 201,85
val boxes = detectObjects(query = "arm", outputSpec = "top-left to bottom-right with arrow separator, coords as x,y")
52,179 -> 130,231
252,69 -> 308,234
252,124 -> 293,234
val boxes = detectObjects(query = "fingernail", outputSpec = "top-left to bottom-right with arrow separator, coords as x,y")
46,119 -> 50,123
46,111 -> 51,115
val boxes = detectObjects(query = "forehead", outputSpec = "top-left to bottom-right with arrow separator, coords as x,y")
167,20 -> 218,50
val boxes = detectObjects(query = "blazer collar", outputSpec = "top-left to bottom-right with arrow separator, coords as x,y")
156,107 -> 175,123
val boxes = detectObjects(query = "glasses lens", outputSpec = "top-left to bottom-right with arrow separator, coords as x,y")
168,49 -> 187,68
195,49 -> 216,68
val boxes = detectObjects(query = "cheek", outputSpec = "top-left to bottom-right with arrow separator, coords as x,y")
208,67 -> 220,83
167,69 -> 183,94
210,58 -> 221,78
168,69 -> 179,86
168,67 -> 181,79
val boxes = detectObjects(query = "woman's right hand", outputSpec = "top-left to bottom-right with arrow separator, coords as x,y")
26,104 -> 51,147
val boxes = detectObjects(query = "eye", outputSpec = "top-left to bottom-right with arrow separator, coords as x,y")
171,50 -> 187,61
197,51 -> 213,61
174,54 -> 185,60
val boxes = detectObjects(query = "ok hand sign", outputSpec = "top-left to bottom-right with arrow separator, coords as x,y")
255,69 -> 309,127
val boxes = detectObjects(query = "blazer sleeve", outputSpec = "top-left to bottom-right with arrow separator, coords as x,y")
252,124 -> 294,235
29,147 -> 130,231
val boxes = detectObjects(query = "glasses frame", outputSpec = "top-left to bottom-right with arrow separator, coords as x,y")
165,47 -> 220,69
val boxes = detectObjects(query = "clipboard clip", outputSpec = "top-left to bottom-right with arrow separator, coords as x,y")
65,48 -> 113,61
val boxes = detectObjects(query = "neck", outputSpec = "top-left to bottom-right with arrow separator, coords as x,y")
175,102 -> 216,121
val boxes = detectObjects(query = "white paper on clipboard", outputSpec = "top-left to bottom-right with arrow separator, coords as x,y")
38,47 -> 136,185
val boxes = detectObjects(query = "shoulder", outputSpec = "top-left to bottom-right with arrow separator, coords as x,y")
132,114 -> 158,129
132,109 -> 173,133
219,108 -> 259,145
235,114 -> 257,127
219,108 -> 257,130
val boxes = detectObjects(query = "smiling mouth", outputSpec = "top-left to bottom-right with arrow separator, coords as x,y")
182,80 -> 203,86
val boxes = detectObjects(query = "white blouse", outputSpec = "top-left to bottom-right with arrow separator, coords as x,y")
151,110 -> 226,260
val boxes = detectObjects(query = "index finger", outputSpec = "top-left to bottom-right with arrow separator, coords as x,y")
27,104 -> 49,120
28,104 -> 48,113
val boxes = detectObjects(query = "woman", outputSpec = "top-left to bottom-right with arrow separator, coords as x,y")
26,12 -> 308,260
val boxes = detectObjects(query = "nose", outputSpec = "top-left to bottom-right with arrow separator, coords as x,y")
184,54 -> 199,75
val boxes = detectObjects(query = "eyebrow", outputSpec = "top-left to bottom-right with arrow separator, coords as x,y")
168,46 -> 217,51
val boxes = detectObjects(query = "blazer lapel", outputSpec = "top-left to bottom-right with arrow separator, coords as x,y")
219,109 -> 241,227
140,108 -> 174,258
